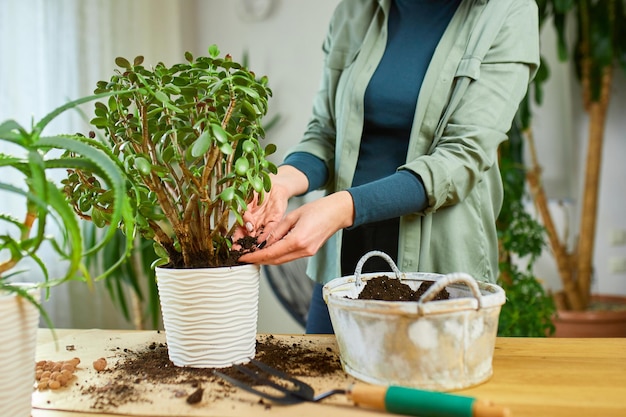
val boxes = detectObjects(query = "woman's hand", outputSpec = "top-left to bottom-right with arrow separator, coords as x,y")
238,191 -> 354,265
233,165 -> 310,244
235,181 -> 290,244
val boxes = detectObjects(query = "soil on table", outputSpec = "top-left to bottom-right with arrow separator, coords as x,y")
357,275 -> 450,302
80,334 -> 343,410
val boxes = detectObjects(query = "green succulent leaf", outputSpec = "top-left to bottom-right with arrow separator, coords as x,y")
154,90 -> 170,104
234,85 -> 260,100
234,157 -> 250,176
264,143 -> 277,156
251,176 -> 264,193
241,140 -> 255,154
211,123 -> 229,144
191,130 -> 211,157
208,44 -> 220,58
219,142 -> 233,155
115,56 -> 132,69
134,157 -> 152,176
219,187 -> 235,202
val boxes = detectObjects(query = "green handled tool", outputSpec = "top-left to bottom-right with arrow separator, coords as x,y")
348,383 -> 510,417
214,358 -> 511,417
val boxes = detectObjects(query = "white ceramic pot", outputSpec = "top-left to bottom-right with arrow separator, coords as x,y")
0,284 -> 41,417
156,264 -> 260,368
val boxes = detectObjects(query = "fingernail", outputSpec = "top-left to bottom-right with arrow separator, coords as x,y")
245,222 -> 253,232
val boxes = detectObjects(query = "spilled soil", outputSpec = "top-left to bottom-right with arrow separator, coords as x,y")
80,334 -> 343,411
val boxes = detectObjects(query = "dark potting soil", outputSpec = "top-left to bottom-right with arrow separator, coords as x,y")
357,275 -> 450,302
223,235 -> 260,266
162,235 -> 261,268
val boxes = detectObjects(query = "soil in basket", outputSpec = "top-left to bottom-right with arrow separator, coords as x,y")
357,275 -> 450,301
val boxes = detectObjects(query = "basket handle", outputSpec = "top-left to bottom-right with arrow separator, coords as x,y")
418,272 -> 483,310
354,251 -> 402,288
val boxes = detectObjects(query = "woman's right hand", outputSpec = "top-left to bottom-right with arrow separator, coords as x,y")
235,165 -> 310,245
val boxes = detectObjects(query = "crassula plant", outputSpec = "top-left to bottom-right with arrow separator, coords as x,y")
63,45 -> 276,269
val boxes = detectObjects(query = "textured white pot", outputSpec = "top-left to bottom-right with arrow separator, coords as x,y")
156,264 -> 260,368
0,284 -> 40,417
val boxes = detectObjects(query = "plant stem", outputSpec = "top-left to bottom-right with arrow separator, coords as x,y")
576,67 -> 613,307
525,127 -> 583,310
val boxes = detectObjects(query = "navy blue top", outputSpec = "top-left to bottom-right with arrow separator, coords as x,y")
284,0 -> 460,228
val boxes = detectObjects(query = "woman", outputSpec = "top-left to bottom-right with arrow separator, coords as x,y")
238,0 -> 539,333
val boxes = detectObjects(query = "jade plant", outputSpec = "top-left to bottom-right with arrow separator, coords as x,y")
62,45 -> 277,269
0,92 -> 133,319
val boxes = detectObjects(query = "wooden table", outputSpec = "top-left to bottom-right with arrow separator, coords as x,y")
31,329 -> 626,417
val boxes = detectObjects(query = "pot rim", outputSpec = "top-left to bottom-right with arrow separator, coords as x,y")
155,263 -> 260,272
323,272 -> 505,315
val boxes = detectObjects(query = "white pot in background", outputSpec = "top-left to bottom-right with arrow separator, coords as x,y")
156,264 -> 260,368
0,284 -> 40,417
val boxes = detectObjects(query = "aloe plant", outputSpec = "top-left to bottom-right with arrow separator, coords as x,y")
62,45 -> 277,269
0,92 -> 134,318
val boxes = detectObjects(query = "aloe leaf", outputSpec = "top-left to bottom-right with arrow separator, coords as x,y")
35,91 -> 135,135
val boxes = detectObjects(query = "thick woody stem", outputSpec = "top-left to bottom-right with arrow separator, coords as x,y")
576,67 -> 613,308
525,127 -> 583,310
136,104 -> 183,237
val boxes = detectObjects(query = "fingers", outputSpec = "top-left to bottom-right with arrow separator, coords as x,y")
239,216 -> 298,263
239,234 -> 302,265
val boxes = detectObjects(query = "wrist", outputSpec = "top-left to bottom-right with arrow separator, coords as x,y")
272,165 -> 310,198
330,190 -> 355,229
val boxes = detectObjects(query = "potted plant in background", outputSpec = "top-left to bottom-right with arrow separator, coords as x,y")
0,93 -> 131,417
523,0 -> 626,336
62,45 -> 277,367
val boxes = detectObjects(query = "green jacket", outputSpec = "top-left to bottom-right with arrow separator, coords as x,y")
286,0 -> 539,284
